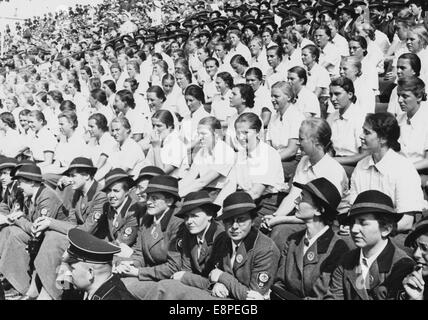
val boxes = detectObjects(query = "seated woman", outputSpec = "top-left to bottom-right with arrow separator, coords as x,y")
337,56 -> 376,114
88,88 -> 115,124
179,84 -> 210,152
146,110 -> 188,179
288,66 -> 321,117
325,190 -> 415,300
327,77 -> 368,178
219,112 -> 284,220
400,216 -> 428,300
301,44 -> 331,99
245,67 -> 274,128
98,117 -> 146,180
27,110 -> 57,168
211,72 -> 236,126
0,112 -> 28,158
144,191 -> 279,300
115,176 -> 182,300
388,53 -> 423,118
271,177 -> 349,300
179,117 -> 236,202
267,81 -> 304,181
395,77 -> 428,186
263,118 -> 350,250
230,54 -> 249,85
349,112 -> 424,249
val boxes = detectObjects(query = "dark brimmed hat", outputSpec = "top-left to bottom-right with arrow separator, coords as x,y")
145,175 -> 180,200
217,191 -> 257,221
64,228 -> 121,264
405,216 -> 428,247
11,159 -> 36,177
293,177 -> 341,219
12,164 -> 43,182
346,190 -> 402,223
176,191 -> 221,219
0,157 -> 18,171
63,157 -> 97,176
102,168 -> 134,192
134,166 -> 165,184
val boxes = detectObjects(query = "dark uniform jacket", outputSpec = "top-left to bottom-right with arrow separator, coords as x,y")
130,207 -> 182,281
0,181 -> 24,214
272,227 -> 349,300
98,196 -> 140,247
168,221 -> 225,289
15,184 -> 67,234
325,239 -> 415,300
203,228 -> 280,300
49,182 -> 107,235
90,274 -> 136,300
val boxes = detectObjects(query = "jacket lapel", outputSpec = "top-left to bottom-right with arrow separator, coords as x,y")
345,250 -> 370,300
114,197 -> 132,232
293,233 -> 305,276
233,228 -> 258,272
367,240 -> 395,292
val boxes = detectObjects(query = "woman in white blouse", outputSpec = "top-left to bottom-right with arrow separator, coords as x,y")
179,116 -> 236,202
301,44 -> 330,98
0,112 -> 28,158
146,109 -> 188,179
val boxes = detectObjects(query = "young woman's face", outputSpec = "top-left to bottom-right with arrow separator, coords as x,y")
360,122 -> 382,152
58,116 -> 74,136
412,234 -> 428,277
339,61 -> 359,80
271,87 -> 291,110
330,85 -> 353,109
396,58 -> 416,79
197,124 -> 215,149
246,73 -> 262,92
147,92 -> 163,111
162,79 -> 175,95
262,31 -> 272,45
197,48 -> 209,63
349,40 -> 365,59
214,45 -> 227,60
294,189 -> 320,221
282,38 -> 295,55
288,72 -> 303,92
397,89 -> 421,114
19,115 -> 29,131
27,115 -> 43,131
229,33 -> 240,47
230,87 -> 245,108
266,49 -> 281,68
224,213 -> 253,243
80,69 -> 89,81
126,64 -> 137,78
111,121 -> 129,143
249,40 -> 262,56
185,94 -> 201,113
87,119 -> 103,138
152,117 -> 170,140
298,125 -> 316,156
350,213 -> 389,249
184,208 -> 212,235
301,48 -> 315,66
235,121 -> 258,150
110,67 -> 121,80
215,77 -> 228,94
407,31 -> 425,53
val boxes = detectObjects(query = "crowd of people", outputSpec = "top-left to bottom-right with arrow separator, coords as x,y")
0,0 -> 427,300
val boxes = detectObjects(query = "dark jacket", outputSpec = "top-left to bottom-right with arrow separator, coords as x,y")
130,207 -> 182,281
203,228 -> 280,300
325,239 -> 415,300
50,181 -> 107,235
0,181 -> 24,214
91,274 -> 136,300
272,227 -> 349,300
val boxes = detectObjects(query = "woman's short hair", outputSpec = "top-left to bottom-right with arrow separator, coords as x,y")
365,112 -> 401,152
111,116 -> 132,134
330,76 -> 357,103
29,110 -> 47,126
397,76 -> 427,101
398,53 -> 421,77
288,66 -> 308,85
48,90 -> 64,104
341,56 -> 362,77
59,100 -> 77,112
152,109 -> 174,129
116,89 -> 136,109
234,83 -> 255,109
90,88 -> 108,106
245,67 -> 263,81
301,118 -> 333,154
184,84 -> 205,104
217,72 -> 234,89
147,85 -> 166,102
0,112 -> 16,129
58,110 -> 78,129
234,112 -> 262,132
302,44 -> 320,63
230,54 -> 249,68
124,78 -> 139,93
103,79 -> 117,93
199,116 -> 222,133
88,113 -> 108,132
271,81 -> 297,104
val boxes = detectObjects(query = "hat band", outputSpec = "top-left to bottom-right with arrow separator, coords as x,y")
106,173 -> 130,182
147,183 -> 178,193
351,202 -> 395,213
223,203 -> 256,213
16,171 -> 42,180
69,164 -> 95,170
0,162 -> 17,168
183,198 -> 213,206
307,184 -> 331,207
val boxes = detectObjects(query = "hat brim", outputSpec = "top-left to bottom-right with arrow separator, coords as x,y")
63,166 -> 97,177
176,202 -> 221,219
405,224 -> 428,247
102,177 -> 135,192
293,181 -> 338,218
343,209 -> 403,225
12,173 -> 43,183
145,186 -> 180,201
216,206 -> 258,221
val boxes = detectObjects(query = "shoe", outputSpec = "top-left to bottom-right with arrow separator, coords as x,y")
4,288 -> 21,300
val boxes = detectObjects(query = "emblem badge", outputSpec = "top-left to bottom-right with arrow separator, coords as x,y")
307,252 -> 315,261
236,254 -> 243,264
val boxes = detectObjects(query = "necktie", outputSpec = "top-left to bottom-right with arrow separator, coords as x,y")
231,244 -> 240,268
362,257 -> 369,289
197,239 -> 204,259
407,118 -> 411,125
339,114 -> 344,120
112,209 -> 119,228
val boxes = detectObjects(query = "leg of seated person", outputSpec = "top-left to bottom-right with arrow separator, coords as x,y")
34,230 -> 69,300
121,278 -> 159,300
0,225 -> 32,294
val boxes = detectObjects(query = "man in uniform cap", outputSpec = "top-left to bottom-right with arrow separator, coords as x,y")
325,190 -> 415,300
63,228 -> 135,300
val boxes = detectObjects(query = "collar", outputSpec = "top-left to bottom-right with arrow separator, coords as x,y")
231,239 -> 242,253
204,220 -> 221,245
334,103 -> 357,121
114,196 -> 131,215
304,225 -> 330,250
301,153 -> 330,174
248,140 -> 264,159
241,227 -> 258,252
90,274 -> 115,300
359,239 -> 389,271
83,180 -> 96,200
362,149 -> 395,174
197,222 -> 211,245
153,208 -> 168,225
